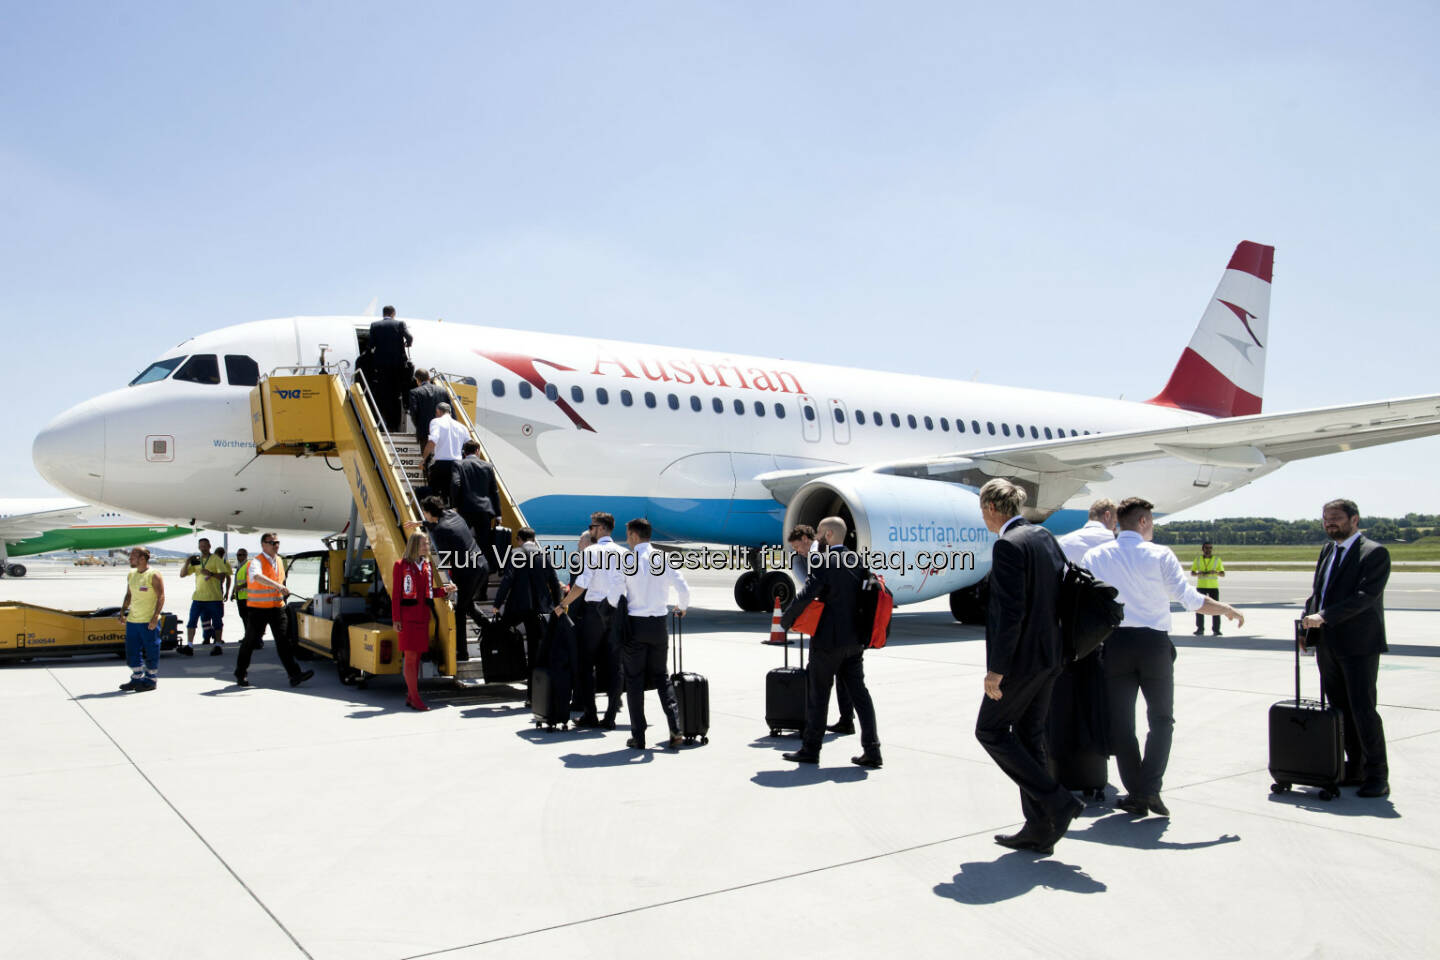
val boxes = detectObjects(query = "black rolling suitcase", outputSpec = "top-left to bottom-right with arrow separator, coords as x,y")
479,615 -> 528,683
765,630 -> 807,737
1047,651 -> 1109,802
670,612 -> 709,744
532,613 -> 575,729
1269,621 -> 1344,801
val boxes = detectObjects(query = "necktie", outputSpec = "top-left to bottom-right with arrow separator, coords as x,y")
1322,545 -> 1345,605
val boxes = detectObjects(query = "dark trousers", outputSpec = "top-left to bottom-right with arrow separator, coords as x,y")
577,600 -> 621,718
428,460 -> 458,506
501,608 -> 545,693
1317,641 -> 1388,781
835,655 -> 858,722
462,510 -> 496,563
624,616 -> 681,742
1104,626 -> 1175,796
804,642 -> 878,753
235,606 -> 303,680
234,598 -> 249,634
1195,587 -> 1220,633
374,366 -> 406,432
451,569 -> 486,661
975,668 -> 1071,826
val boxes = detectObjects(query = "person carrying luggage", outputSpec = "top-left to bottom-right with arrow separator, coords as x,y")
555,512 -> 627,729
618,518 -> 688,750
778,516 -> 881,769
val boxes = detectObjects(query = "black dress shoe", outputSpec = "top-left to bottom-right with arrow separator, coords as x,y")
575,714 -> 601,728
1116,794 -> 1149,816
1036,796 -> 1085,851
119,678 -> 142,691
1357,780 -> 1390,798
850,751 -> 883,768
995,823 -> 1051,851
826,721 -> 855,736
598,715 -> 617,730
1193,629 -> 1204,636
782,750 -> 820,764
626,737 -> 646,750
1147,795 -> 1170,817
233,674 -> 251,687
178,645 -> 194,656
1212,631 -> 1223,637
289,669 -> 314,688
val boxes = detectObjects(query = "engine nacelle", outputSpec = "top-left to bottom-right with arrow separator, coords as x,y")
782,473 -> 995,604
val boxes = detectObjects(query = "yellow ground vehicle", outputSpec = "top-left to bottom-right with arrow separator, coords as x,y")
250,366 -> 528,688
0,602 -> 179,661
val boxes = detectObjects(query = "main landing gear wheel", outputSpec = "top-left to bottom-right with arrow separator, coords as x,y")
3,563 -> 26,578
760,570 -> 796,610
1271,782 -> 1290,794
734,570 -> 766,612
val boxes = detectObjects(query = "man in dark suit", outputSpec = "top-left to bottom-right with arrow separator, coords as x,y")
778,516 -> 882,768
1301,498 -> 1391,798
974,478 -> 1084,855
408,368 -> 449,449
496,526 -> 561,702
454,440 -> 501,554
368,306 -> 412,432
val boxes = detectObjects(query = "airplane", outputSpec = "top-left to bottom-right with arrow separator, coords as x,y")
30,242 -> 1440,619
0,497 -> 191,578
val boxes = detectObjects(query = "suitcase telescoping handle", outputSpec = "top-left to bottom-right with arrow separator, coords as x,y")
671,608 -> 682,675
780,618 -> 805,670
1293,619 -> 1327,708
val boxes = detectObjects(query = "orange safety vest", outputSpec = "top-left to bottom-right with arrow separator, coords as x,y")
247,554 -> 286,608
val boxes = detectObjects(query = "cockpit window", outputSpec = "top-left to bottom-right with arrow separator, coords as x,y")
224,355 -> 260,386
173,354 -> 221,384
130,356 -> 185,386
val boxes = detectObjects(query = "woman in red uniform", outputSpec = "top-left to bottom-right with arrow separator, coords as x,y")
393,532 -> 446,711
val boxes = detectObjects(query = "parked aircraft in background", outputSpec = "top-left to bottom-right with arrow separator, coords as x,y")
32,243 -> 1440,617
0,498 -> 191,577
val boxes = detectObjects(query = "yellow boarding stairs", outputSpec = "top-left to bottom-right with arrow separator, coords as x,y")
248,365 -> 529,686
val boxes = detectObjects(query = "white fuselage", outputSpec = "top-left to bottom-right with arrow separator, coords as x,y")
32,316 -> 1272,543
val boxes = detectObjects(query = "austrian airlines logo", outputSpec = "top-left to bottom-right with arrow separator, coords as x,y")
1215,298 -> 1264,362
474,350 -> 597,433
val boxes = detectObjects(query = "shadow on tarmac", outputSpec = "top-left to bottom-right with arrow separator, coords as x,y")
1267,790 -> 1400,818
1067,812 -> 1242,851
750,766 -> 870,788
934,850 -> 1107,903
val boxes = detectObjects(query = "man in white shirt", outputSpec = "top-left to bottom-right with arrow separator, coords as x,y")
1082,497 -> 1243,818
619,518 -> 689,750
1057,498 -> 1118,566
557,511 -> 629,728
423,402 -> 469,505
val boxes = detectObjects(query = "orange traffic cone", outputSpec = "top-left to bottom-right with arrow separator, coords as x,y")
763,597 -> 791,645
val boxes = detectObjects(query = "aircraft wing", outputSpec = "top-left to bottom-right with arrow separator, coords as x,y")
759,394 -> 1440,513
0,505 -> 89,543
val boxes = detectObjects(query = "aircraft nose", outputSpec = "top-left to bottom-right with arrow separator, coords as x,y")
33,405 -> 107,502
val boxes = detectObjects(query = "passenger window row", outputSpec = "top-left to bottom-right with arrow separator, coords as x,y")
489,378 -> 1094,438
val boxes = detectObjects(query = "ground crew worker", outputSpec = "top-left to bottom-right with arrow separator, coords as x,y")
369,306 -> 413,431
230,547 -> 251,641
118,547 -> 164,692
179,537 -> 230,656
234,532 -> 314,688
1190,541 -> 1226,636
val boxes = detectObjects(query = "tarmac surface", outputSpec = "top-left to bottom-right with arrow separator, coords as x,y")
2,562 -> 1437,959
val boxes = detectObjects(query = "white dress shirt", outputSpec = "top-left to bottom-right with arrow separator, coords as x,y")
574,536 -> 628,606
1319,530 -> 1363,608
427,414 -> 469,461
790,539 -> 820,583
624,542 -> 690,616
1058,520 -> 1115,566
1082,531 -> 1206,632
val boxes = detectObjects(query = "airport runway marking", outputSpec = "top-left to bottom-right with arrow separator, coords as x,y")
46,669 -> 315,960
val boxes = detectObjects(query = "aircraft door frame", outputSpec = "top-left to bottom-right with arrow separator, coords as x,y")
798,394 -> 821,443
828,399 -> 851,444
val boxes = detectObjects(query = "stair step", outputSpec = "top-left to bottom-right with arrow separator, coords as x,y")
454,660 -> 488,680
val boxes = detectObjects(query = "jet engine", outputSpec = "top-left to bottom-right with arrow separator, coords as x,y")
782,473 -> 994,605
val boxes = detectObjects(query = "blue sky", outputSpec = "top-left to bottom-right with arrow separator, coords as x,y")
3,1 -> 1437,524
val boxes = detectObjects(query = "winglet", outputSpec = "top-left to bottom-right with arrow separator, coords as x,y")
1148,241 -> 1273,418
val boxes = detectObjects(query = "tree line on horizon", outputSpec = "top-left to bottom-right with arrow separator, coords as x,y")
1154,514 -> 1439,545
